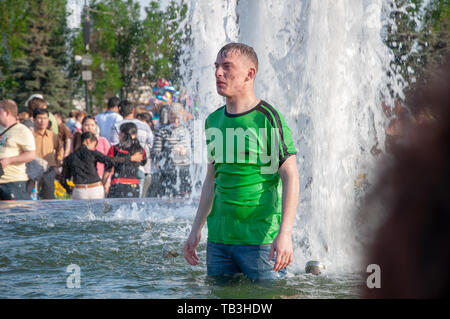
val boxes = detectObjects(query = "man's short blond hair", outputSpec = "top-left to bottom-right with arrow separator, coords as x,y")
0,99 -> 18,117
218,42 -> 259,72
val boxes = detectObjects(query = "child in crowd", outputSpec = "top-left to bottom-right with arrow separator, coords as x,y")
71,115 -> 110,181
103,122 -> 147,198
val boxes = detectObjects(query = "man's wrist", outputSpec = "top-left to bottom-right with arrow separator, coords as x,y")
190,226 -> 201,236
278,228 -> 293,237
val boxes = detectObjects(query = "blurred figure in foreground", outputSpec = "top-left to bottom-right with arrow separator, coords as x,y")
364,56 -> 450,298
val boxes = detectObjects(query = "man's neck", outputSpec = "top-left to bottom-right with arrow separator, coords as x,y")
226,95 -> 260,114
2,118 -> 17,129
35,127 -> 47,135
124,115 -> 134,120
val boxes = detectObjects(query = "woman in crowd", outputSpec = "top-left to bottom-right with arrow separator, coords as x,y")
60,131 -> 142,200
72,115 -> 110,182
103,122 -> 147,198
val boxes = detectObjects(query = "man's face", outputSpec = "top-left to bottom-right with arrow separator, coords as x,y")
35,113 -> 49,130
215,50 -> 253,98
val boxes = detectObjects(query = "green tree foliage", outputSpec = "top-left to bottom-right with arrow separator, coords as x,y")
142,1 -> 188,86
2,0 -> 71,112
0,0 -> 29,99
71,0 -> 130,108
385,0 -> 449,93
71,0 -> 187,110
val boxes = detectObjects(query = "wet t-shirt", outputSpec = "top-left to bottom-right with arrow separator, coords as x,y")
205,100 -> 297,245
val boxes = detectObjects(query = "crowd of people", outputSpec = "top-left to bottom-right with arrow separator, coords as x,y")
0,79 -> 195,200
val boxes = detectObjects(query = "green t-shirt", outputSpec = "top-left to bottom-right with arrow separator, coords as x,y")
205,100 -> 297,245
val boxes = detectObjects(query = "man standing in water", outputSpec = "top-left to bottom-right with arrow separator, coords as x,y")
184,43 -> 299,280
0,99 -> 36,200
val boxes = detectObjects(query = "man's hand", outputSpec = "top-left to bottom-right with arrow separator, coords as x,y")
184,163 -> 215,266
271,155 -> 299,272
0,157 -> 11,168
184,231 -> 201,266
268,231 -> 293,271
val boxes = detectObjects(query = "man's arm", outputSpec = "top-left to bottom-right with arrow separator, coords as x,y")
64,138 -> 71,158
0,150 -> 36,168
60,157 -> 73,193
184,163 -> 215,266
55,134 -> 64,167
269,155 -> 299,271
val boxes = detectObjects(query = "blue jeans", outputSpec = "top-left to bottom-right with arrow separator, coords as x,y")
0,181 -> 28,200
206,241 -> 286,281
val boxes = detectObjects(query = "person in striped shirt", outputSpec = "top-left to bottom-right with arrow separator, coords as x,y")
151,103 -> 191,197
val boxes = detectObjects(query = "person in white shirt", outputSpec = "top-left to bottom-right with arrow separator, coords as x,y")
0,99 -> 36,200
96,96 -> 123,144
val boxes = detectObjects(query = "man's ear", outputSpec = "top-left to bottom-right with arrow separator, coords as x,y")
246,67 -> 257,82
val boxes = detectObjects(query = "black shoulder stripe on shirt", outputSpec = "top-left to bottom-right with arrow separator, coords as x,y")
256,101 -> 290,162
